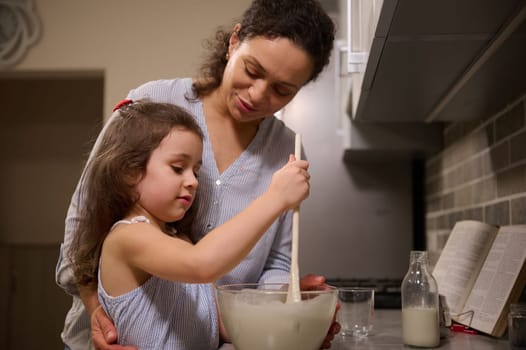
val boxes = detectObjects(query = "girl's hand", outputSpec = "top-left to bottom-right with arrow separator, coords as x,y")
267,155 -> 310,210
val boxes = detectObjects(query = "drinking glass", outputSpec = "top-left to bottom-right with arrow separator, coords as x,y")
336,287 -> 375,337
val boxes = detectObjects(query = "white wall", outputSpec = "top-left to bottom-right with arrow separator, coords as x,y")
17,0 -> 251,118
3,1 -> 251,244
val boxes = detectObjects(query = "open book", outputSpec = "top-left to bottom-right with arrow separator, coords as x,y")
432,220 -> 526,337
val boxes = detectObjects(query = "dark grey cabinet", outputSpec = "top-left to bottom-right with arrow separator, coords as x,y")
1,244 -> 72,349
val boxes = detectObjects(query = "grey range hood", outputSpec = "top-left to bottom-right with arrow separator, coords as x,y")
352,0 -> 526,123
340,0 -> 526,161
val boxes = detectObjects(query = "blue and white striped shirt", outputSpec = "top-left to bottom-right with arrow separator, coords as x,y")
99,217 -> 218,350
56,78 -> 296,349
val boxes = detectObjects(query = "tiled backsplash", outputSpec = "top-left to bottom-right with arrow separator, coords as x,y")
425,94 -> 526,265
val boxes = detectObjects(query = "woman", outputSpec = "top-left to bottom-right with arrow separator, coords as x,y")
56,0 -> 336,349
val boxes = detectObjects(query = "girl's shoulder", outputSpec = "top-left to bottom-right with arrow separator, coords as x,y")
105,220 -> 159,253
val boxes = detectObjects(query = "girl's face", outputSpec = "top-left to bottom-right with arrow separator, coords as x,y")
135,127 -> 203,223
220,34 -> 314,123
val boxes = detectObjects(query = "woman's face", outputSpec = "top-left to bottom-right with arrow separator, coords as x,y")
220,35 -> 314,123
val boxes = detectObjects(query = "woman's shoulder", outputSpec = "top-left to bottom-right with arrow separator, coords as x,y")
126,78 -> 194,104
260,117 -> 305,159
262,116 -> 296,144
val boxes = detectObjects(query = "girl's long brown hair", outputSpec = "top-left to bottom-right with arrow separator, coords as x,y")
69,101 -> 203,289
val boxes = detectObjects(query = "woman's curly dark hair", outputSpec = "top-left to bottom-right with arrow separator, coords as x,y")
193,0 -> 335,98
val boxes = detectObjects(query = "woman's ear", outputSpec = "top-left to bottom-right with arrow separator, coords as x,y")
228,23 -> 242,57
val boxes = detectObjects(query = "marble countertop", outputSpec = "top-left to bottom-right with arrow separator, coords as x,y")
219,309 -> 509,350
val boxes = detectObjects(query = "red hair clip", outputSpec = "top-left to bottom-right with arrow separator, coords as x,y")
112,99 -> 134,112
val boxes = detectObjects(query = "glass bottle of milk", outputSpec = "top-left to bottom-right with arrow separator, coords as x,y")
401,250 -> 440,348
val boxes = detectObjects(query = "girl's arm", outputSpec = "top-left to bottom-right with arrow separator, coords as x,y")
105,157 -> 309,284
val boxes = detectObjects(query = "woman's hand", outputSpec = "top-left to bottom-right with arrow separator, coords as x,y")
300,274 -> 341,349
91,305 -> 137,350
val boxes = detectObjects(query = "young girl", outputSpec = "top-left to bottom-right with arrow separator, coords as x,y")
69,100 -> 310,349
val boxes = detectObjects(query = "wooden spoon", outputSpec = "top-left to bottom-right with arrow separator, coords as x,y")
286,133 -> 302,303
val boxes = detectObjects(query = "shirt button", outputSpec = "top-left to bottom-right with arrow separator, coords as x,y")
216,179 -> 221,186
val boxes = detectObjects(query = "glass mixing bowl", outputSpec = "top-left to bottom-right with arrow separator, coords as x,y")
216,283 -> 337,350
